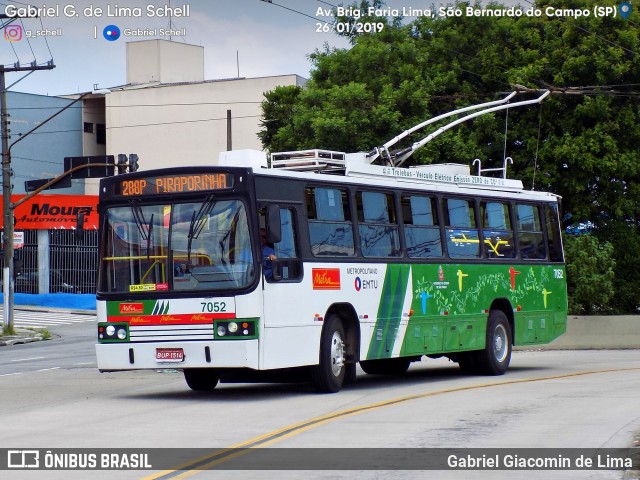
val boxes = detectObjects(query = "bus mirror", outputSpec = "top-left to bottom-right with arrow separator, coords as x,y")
265,205 -> 281,244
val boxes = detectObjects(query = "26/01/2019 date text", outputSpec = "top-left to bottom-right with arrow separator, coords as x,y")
316,21 -> 385,34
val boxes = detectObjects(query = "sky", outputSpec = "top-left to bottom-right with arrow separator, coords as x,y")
0,0 -> 521,96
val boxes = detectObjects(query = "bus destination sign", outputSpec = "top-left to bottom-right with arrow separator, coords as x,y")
114,173 -> 233,197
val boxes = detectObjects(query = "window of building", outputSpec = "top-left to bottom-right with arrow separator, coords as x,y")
83,122 -> 94,133
96,123 -> 106,145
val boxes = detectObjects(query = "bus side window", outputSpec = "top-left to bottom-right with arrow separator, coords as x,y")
516,204 -> 545,259
445,198 -> 480,259
274,208 -> 297,259
545,203 -> 564,262
357,191 -> 401,257
270,207 -> 301,281
481,201 -> 515,259
306,187 -> 355,256
401,194 -> 442,258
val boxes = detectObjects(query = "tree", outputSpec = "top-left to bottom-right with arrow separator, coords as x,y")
258,85 -> 303,153
595,223 -> 640,313
563,234 -> 615,315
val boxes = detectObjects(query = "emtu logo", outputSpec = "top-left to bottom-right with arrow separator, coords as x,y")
4,24 -> 23,42
103,24 -> 120,41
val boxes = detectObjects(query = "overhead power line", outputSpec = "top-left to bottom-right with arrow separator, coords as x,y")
8,100 -> 264,110
259,0 -> 322,23
106,114 -> 262,130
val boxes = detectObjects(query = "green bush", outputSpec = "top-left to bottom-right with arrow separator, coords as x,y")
564,234 -> 615,315
595,224 -> 640,314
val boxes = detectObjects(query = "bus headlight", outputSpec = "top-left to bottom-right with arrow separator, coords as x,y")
215,320 -> 257,339
98,322 -> 129,342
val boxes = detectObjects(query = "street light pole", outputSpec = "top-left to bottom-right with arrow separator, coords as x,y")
1,66 -> 15,333
0,63 -> 56,333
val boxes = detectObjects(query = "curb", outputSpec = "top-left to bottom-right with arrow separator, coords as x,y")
15,306 -> 96,316
0,330 -> 44,346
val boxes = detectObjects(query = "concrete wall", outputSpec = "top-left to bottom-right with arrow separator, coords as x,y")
96,74 -> 304,196
126,40 -> 204,85
523,316 -> 640,350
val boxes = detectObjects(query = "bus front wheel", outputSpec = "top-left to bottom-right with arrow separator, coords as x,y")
475,310 -> 512,375
184,369 -> 220,391
311,315 -> 346,393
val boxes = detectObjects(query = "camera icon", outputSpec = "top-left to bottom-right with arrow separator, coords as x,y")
4,24 -> 23,42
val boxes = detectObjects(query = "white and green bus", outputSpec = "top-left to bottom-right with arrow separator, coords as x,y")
95,146 -> 567,393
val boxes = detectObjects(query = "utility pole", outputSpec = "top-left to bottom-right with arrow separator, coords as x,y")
1,62 -> 55,333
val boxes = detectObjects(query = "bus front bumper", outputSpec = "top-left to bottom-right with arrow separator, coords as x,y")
95,340 -> 259,371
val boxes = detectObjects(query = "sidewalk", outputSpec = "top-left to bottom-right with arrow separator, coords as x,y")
0,305 -> 96,347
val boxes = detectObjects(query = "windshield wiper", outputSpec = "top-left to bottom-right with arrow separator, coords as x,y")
130,201 -> 154,259
186,195 -> 216,270
146,214 -> 154,260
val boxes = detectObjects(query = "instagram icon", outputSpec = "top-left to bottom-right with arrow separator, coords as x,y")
4,24 -> 22,41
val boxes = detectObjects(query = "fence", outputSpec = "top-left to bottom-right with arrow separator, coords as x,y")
2,229 -> 98,294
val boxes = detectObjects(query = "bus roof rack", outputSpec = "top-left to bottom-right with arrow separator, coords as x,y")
271,149 -> 346,173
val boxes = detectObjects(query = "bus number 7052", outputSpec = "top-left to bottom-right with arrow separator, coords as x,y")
201,301 -> 227,313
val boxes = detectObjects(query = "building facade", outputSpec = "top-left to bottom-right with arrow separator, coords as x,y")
84,40 -> 304,195
7,91 -> 85,194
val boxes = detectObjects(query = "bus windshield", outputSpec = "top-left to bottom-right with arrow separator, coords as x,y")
99,199 -> 255,293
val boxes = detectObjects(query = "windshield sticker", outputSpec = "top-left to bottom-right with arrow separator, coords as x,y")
129,284 -> 157,292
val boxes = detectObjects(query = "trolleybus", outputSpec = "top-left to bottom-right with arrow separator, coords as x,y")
95,93 -> 567,393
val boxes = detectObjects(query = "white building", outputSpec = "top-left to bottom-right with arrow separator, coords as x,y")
84,39 -> 305,194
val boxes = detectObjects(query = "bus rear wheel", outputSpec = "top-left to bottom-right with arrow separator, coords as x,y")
184,369 -> 220,391
475,310 -> 512,375
311,315 -> 346,393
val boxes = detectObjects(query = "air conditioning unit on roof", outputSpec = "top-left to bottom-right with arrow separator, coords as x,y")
270,149 -> 346,172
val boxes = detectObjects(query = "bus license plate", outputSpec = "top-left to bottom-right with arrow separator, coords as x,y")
156,348 -> 184,363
